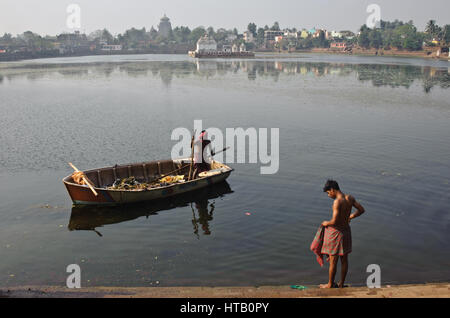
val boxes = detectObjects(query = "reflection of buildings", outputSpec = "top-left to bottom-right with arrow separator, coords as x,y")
195,60 -> 218,75
2,59 -> 448,93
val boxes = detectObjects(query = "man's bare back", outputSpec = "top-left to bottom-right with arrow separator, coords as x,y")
322,192 -> 365,229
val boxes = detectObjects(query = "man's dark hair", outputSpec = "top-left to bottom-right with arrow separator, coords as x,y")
323,179 -> 340,192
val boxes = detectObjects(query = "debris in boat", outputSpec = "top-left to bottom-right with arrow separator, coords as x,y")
159,175 -> 184,184
107,175 -> 186,190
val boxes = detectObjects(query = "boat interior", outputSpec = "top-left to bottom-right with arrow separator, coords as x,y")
64,159 -> 228,188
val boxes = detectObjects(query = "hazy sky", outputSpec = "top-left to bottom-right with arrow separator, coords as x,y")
0,0 -> 449,36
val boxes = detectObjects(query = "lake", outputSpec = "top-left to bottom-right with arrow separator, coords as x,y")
0,53 -> 449,287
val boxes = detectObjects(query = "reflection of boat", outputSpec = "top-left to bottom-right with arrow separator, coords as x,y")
63,158 -> 233,206
68,181 -> 233,235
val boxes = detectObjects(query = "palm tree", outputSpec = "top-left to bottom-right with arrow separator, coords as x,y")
426,20 -> 437,36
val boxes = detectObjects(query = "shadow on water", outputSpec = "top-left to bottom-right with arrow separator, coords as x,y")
0,59 -> 448,92
68,181 -> 233,237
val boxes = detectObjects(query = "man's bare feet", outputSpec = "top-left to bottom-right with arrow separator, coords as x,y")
319,282 -> 338,289
338,283 -> 348,288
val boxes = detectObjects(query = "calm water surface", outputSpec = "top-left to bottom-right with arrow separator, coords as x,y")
0,53 -> 449,287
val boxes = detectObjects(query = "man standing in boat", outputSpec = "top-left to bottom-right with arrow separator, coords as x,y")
192,130 -> 215,178
318,179 -> 365,288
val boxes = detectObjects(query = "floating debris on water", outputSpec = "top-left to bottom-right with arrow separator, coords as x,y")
39,204 -> 65,210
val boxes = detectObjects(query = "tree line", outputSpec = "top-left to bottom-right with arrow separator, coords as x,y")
358,20 -> 450,51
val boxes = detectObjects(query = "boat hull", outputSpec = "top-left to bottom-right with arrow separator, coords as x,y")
63,159 -> 233,206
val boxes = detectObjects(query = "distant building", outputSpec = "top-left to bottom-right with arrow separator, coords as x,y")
299,30 -> 309,39
243,31 -> 254,43
196,35 -> 217,53
227,34 -> 238,43
330,42 -> 348,50
313,29 -> 326,38
283,31 -> 298,39
264,30 -> 284,42
330,31 -> 343,38
275,36 -> 283,43
222,45 -> 232,52
158,14 -> 172,38
340,31 -> 355,39
101,44 -> 123,51
308,28 -> 316,35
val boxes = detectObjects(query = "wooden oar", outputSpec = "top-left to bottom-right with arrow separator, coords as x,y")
68,162 -> 98,196
211,147 -> 230,157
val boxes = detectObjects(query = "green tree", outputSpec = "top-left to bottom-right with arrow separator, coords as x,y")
394,24 -> 423,50
173,26 -> 191,43
189,27 -> 206,44
369,29 -> 382,49
256,27 -> 265,45
443,25 -> 450,44
271,22 -> 280,31
207,26 -> 215,38
247,23 -> 257,37
425,20 -> 438,37
102,29 -> 114,44
358,25 -> 371,49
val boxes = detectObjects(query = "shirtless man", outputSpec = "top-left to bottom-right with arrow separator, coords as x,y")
320,179 -> 365,288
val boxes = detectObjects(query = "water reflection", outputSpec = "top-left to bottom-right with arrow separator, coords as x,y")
0,59 -> 448,92
68,181 -> 233,237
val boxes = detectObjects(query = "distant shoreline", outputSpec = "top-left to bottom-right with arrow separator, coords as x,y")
1,48 -> 448,63
259,47 -> 449,61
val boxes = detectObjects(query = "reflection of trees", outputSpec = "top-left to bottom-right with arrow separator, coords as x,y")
421,67 -> 450,93
355,64 -> 450,92
0,60 -> 448,93
356,64 -> 420,89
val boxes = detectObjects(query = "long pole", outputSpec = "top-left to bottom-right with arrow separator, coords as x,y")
68,162 -> 98,196
188,130 -> 196,181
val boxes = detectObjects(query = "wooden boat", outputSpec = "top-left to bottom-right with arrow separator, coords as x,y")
63,158 -> 233,206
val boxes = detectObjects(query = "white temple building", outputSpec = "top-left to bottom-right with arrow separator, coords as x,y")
196,35 -> 217,53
